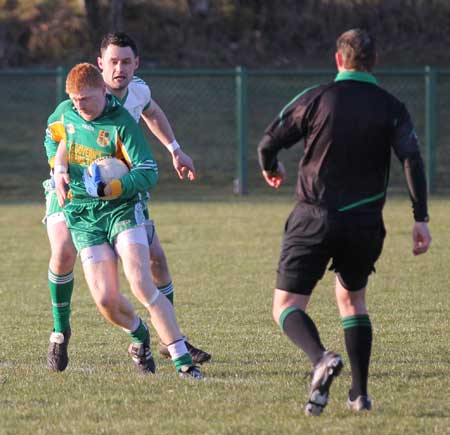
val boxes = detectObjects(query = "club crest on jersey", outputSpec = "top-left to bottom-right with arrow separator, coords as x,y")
67,123 -> 75,134
96,130 -> 110,147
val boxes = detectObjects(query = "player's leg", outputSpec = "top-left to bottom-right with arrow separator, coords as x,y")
273,290 -> 325,364
333,218 -> 385,412
147,222 -> 211,364
149,231 -> 173,302
274,203 -> 343,416
116,226 -> 202,378
335,278 -> 372,411
273,287 -> 344,417
80,243 -> 155,373
274,203 -> 331,365
45,191 -> 77,371
47,219 -> 77,330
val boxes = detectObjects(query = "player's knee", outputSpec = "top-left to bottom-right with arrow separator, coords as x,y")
51,243 -> 77,271
150,252 -> 169,275
150,244 -> 166,263
96,293 -> 117,313
272,308 -> 279,325
272,302 -> 283,325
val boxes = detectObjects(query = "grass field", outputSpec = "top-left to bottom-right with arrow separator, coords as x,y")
0,194 -> 449,434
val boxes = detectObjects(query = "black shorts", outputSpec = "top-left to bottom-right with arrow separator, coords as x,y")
276,202 -> 386,295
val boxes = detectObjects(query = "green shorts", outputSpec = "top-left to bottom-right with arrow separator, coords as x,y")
64,199 -> 147,252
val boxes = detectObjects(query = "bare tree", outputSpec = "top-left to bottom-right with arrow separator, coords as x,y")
84,0 -> 101,42
110,0 -> 124,32
187,0 -> 209,17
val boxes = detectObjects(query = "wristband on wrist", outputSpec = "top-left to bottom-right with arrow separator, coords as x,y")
54,165 -> 68,174
166,140 -> 180,153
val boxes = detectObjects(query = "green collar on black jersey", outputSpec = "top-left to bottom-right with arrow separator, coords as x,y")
334,71 -> 378,85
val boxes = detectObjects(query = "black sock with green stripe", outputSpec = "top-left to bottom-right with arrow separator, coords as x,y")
48,269 -> 74,333
279,306 -> 326,365
342,314 -> 372,400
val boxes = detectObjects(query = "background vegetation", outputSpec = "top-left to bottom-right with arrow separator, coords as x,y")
2,0 -> 450,68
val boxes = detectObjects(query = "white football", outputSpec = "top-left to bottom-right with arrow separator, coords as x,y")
89,157 -> 129,183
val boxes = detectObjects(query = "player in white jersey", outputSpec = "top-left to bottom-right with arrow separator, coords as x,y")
45,33 -> 210,371
98,33 -> 210,363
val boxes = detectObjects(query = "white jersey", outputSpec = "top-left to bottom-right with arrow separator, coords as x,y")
109,76 -> 152,123
120,76 -> 152,202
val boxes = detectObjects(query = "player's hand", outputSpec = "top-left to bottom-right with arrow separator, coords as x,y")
83,163 -> 104,197
412,221 -> 431,255
262,161 -> 286,188
54,172 -> 70,207
172,148 -> 196,181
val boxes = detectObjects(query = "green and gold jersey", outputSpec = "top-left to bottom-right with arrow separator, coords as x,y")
44,99 -> 73,168
46,94 -> 158,202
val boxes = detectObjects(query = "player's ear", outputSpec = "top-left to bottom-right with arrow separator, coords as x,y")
97,56 -> 103,70
135,56 -> 140,70
335,52 -> 344,70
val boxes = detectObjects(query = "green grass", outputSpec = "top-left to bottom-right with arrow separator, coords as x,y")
0,194 -> 449,434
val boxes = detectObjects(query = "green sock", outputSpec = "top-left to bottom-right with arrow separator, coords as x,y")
173,353 -> 193,372
158,282 -> 174,305
128,318 -> 149,344
48,269 -> 74,333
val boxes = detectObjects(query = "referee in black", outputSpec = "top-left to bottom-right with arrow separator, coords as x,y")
257,28 -> 431,416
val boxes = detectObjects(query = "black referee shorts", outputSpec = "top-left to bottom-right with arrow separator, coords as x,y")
276,202 -> 386,295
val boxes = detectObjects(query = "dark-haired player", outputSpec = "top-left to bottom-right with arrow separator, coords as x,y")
258,28 -> 431,416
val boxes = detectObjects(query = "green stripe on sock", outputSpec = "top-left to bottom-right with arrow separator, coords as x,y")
128,318 -> 149,344
342,314 -> 372,330
158,282 -> 174,305
173,353 -> 193,372
279,306 -> 302,332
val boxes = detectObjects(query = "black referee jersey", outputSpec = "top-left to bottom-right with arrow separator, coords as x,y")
258,71 -> 428,221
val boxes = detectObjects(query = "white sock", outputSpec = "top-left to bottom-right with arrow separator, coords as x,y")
168,339 -> 188,360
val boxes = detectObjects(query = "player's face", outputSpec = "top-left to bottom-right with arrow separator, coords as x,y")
69,86 -> 106,121
98,45 -> 139,92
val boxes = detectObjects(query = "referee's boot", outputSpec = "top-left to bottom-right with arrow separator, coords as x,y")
159,338 -> 211,365
347,394 -> 372,412
305,350 -> 344,416
47,327 -> 71,372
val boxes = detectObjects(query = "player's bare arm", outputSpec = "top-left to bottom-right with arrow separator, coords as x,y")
53,140 -> 70,207
140,101 -> 196,181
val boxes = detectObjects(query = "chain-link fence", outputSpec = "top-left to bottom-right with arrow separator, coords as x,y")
0,67 -> 447,201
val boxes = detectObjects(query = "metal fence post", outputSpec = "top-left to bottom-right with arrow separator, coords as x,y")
235,66 -> 248,195
56,66 -> 66,104
424,65 -> 437,194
